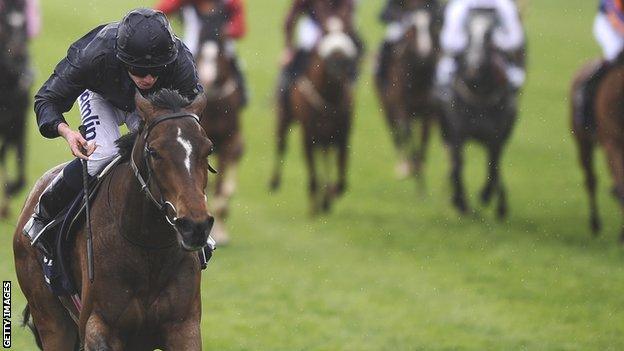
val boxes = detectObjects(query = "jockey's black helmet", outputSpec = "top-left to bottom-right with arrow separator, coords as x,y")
116,8 -> 178,68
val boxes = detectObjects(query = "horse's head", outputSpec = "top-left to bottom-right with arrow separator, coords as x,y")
401,3 -> 437,62
314,16 -> 358,81
0,0 -> 28,72
458,8 -> 501,83
134,89 -> 214,251
196,1 -> 230,87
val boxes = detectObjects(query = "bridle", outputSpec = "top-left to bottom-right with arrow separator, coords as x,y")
129,110 -> 215,227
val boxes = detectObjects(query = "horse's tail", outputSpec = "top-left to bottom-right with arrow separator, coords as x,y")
22,304 -> 43,350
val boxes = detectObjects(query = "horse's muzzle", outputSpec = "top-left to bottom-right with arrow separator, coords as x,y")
174,216 -> 215,251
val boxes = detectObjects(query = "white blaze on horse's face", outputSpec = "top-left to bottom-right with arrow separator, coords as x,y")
198,41 -> 219,85
177,127 -> 193,175
467,14 -> 493,70
318,17 -> 357,59
412,10 -> 432,58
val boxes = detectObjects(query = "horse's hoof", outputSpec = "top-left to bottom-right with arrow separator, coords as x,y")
395,160 -> 411,180
453,198 -> 469,214
0,206 -> 9,219
496,203 -> 508,220
211,220 -> 230,246
480,187 -> 493,205
269,176 -> 281,192
333,183 -> 346,198
322,196 -> 331,212
591,217 -> 602,235
6,179 -> 25,196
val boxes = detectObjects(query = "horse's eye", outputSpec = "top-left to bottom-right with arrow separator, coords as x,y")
147,147 -> 161,159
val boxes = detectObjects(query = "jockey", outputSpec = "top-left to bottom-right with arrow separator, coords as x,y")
155,0 -> 248,105
280,0 -> 363,88
376,0 -> 440,86
436,0 -> 526,94
24,9 -> 203,245
595,0 -> 624,61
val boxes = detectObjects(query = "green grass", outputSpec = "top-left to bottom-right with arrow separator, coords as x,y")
2,0 -> 624,350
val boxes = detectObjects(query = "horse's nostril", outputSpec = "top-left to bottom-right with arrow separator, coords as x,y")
204,216 -> 215,235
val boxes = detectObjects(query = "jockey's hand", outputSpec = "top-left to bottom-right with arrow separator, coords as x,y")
280,48 -> 294,66
57,123 -> 97,160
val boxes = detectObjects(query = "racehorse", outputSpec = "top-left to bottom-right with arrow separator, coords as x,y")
14,89 -> 213,350
440,8 -> 518,217
375,0 -> 440,181
270,16 -> 359,214
571,56 -> 624,241
195,0 -> 244,244
0,0 -> 30,217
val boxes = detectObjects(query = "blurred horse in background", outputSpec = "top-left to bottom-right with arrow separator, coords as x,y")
571,55 -> 624,242
440,8 -> 518,217
14,90 -> 212,350
0,0 -> 31,217
375,0 -> 440,182
271,15 -> 359,214
195,0 -> 244,244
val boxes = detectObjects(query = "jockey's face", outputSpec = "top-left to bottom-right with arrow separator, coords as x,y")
128,72 -> 159,90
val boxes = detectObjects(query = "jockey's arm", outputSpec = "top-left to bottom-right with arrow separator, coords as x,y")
34,48 -> 91,139
493,0 -> 524,52
225,0 -> 246,39
440,0 -> 469,56
284,0 -> 307,50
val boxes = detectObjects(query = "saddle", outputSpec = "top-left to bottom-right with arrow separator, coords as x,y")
37,156 -> 123,296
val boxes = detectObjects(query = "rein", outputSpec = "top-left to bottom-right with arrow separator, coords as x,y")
130,111 -> 201,228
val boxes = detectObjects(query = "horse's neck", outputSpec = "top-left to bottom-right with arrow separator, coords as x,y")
111,164 -> 182,259
307,56 -> 347,103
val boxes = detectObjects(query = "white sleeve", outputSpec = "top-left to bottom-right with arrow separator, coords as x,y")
492,0 -> 524,52
182,6 -> 201,56
440,0 -> 470,55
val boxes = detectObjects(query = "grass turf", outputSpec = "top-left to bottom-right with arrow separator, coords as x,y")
2,0 -> 624,349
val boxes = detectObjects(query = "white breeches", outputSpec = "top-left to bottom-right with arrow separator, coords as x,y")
77,90 -> 141,175
594,13 -> 624,62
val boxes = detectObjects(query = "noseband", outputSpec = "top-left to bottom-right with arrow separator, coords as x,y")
130,111 -> 205,227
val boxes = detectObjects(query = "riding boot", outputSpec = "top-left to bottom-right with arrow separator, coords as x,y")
376,41 -> 393,87
230,57 -> 248,107
23,159 -> 84,253
278,49 -> 310,101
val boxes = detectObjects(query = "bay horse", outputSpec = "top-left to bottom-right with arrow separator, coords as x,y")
375,0 -> 440,181
0,0 -> 30,217
270,17 -> 358,214
571,56 -> 624,241
440,8 -> 518,217
14,89 -> 213,350
195,0 -> 244,244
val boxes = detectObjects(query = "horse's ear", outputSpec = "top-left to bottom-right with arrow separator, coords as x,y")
135,90 -> 154,121
186,92 -> 207,117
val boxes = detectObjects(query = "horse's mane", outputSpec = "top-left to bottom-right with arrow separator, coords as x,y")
115,89 -> 191,161
147,88 -> 191,112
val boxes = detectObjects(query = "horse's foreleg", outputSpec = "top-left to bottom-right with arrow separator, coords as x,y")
335,140 -> 348,198
304,137 -> 319,215
7,137 -> 26,196
449,142 -> 468,214
481,145 -> 502,206
26,304 -> 78,350
84,314 -> 123,351
270,105 -> 291,191
602,140 -> 624,242
576,134 -> 600,233
161,318 -> 202,351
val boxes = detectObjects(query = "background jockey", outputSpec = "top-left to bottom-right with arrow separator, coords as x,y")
24,9 -> 203,251
436,0 -> 526,95
279,0 -> 363,89
595,0 -> 624,61
155,0 -> 248,105
376,0 -> 441,87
